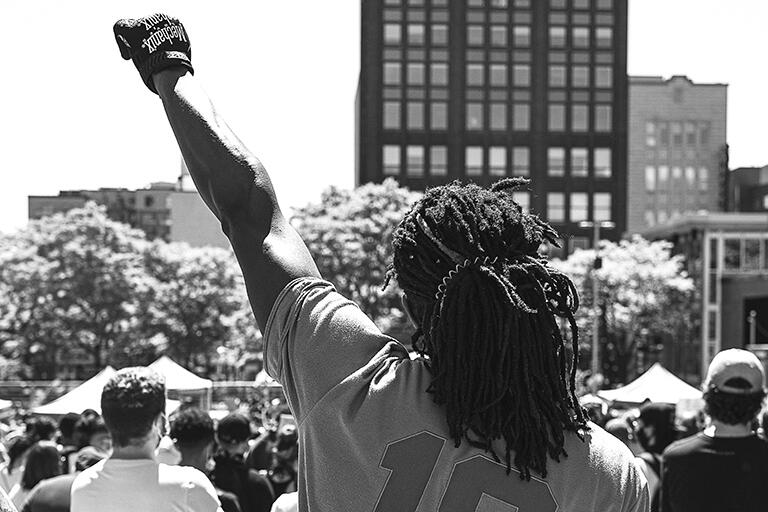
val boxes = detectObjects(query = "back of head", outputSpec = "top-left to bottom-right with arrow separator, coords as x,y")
21,441 -> 61,490
386,178 -> 587,479
637,403 -> 677,454
216,413 -> 252,446
171,407 -> 214,451
26,416 -> 58,442
59,413 -> 81,443
101,367 -> 166,447
7,435 -> 35,473
703,349 -> 767,426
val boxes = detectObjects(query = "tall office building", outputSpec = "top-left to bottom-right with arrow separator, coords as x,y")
627,75 -> 727,234
357,0 -> 628,254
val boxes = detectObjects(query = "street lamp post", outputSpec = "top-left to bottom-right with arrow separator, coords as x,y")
578,220 -> 616,376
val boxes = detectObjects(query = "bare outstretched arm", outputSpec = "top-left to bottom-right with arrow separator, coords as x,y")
153,67 -> 320,328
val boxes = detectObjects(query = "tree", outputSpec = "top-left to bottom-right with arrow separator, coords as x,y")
551,236 -> 695,386
291,179 -> 421,339
0,203 -> 154,377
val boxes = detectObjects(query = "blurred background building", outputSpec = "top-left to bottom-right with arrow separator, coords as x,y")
356,0 -> 628,255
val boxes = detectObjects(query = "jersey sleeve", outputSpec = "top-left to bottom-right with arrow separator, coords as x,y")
263,277 -> 395,423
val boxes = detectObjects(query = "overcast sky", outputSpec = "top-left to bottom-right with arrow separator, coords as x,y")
0,0 -> 765,234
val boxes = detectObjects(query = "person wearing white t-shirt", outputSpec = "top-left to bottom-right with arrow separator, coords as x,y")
269,492 -> 297,512
71,367 -> 222,512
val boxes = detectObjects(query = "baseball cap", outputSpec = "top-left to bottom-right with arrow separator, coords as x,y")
216,413 -> 252,443
704,348 -> 766,395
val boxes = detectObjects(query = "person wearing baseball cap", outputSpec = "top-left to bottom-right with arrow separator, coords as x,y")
660,349 -> 768,511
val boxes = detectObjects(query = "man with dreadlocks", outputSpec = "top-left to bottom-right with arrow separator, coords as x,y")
113,13 -> 649,511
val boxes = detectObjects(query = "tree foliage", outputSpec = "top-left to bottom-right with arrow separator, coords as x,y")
551,236 -> 695,386
291,179 -> 421,338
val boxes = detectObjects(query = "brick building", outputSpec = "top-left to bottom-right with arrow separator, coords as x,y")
627,75 -> 727,234
726,165 -> 768,213
357,0 -> 628,254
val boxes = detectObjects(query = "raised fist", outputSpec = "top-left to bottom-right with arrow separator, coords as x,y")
114,14 -> 194,94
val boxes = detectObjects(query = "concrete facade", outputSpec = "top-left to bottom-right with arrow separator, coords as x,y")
627,75 -> 727,234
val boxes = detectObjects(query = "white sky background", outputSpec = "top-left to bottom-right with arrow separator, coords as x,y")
0,0 -> 765,234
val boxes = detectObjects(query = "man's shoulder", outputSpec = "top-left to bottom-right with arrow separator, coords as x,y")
158,463 -> 211,485
663,433 -> 708,459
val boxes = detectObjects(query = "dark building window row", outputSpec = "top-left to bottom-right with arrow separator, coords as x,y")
550,0 -> 614,13
549,63 -> 613,89
383,99 -> 448,130
548,102 -> 612,132
547,147 -> 612,178
547,192 -> 612,223
644,165 -> 710,192
382,144 -> 531,178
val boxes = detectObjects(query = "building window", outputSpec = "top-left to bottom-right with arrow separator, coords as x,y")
672,166 -> 682,181
512,103 -> 530,130
595,66 -> 612,88
594,148 -> 612,178
466,103 -> 483,130
549,104 -> 565,131
144,196 -> 155,208
645,210 -> 655,227
685,166 -> 696,187
384,24 -> 401,45
548,147 -> 565,177
595,104 -> 612,132
490,102 -> 507,130
490,64 -> 507,87
658,165 -> 669,186
698,122 -> 711,146
467,64 -> 484,86
549,65 -> 566,87
594,193 -> 611,222
406,146 -> 425,177
645,166 -> 656,191
383,145 -> 400,175
430,63 -> 448,86
763,195 -> 768,210
549,27 -> 566,48
489,147 -> 507,176
570,237 -> 590,252
574,0 -> 591,9
699,167 -> 709,191
384,62 -> 401,84
550,0 -> 566,8
671,122 -> 682,146
407,63 -> 425,85
431,102 -> 448,129
468,0 -> 485,6
684,122 -> 696,145
596,27 -> 613,48
431,24 -> 448,45
430,146 -> 447,176
408,24 -> 425,45
513,26 -> 530,47
658,210 -> 668,224
645,121 -> 656,147
547,193 -> 565,223
512,192 -> 530,213
571,193 -> 589,222
572,104 -> 589,132
573,27 -> 590,48
491,25 -> 507,46
572,65 -> 589,88
512,147 -> 529,176
383,101 -> 400,129
407,101 -> 424,129
512,64 -> 531,87
466,146 -> 483,176
467,25 -> 484,46
597,0 -> 612,9
571,148 -> 588,177
658,122 -> 669,146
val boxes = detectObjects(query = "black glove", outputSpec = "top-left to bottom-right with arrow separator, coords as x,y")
113,13 -> 194,94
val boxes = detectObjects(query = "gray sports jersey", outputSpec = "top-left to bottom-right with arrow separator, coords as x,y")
264,278 -> 649,512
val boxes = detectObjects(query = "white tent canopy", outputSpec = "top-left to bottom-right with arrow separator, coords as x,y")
31,366 -> 181,416
597,363 -> 702,405
149,356 -> 212,391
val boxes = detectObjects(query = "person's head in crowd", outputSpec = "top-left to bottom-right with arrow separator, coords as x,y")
634,402 -> 677,455
6,435 -> 35,474
384,178 -> 588,479
73,446 -> 107,472
170,407 -> 215,471
703,349 -> 766,428
58,413 -> 81,447
101,367 -> 167,453
216,413 -> 252,457
20,441 -> 61,490
272,424 -> 298,470
605,416 -> 642,455
74,413 -> 112,453
26,417 -> 58,442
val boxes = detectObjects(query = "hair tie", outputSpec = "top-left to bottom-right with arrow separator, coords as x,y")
434,256 -> 500,300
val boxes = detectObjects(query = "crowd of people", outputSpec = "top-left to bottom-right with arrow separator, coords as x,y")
0,377 -> 299,512
588,348 -> 768,511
